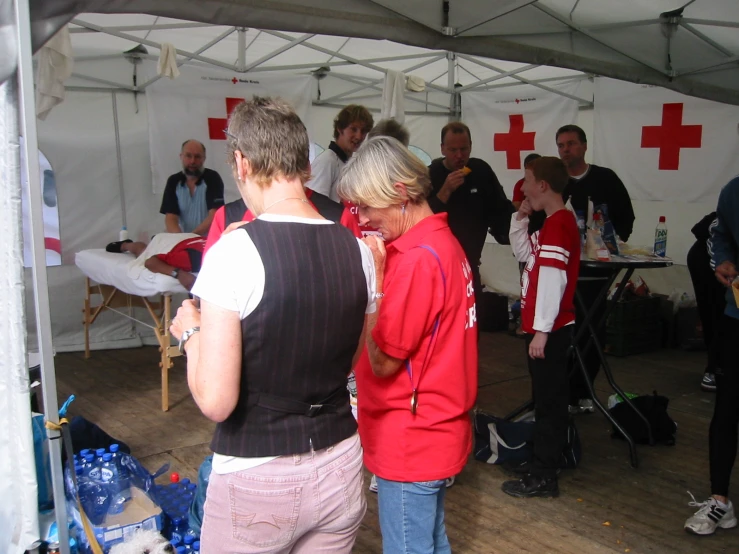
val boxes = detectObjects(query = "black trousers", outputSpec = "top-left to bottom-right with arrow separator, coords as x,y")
687,240 -> 726,372
569,278 -> 608,404
527,326 -> 572,479
709,315 -> 739,497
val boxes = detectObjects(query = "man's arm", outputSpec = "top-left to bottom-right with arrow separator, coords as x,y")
482,162 -> 515,243
191,208 -> 217,236
144,256 -> 196,290
708,183 -> 738,286
427,162 -> 464,213
165,213 -> 182,233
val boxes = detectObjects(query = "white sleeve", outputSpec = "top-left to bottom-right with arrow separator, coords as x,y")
191,229 -> 265,319
356,239 -> 377,314
532,265 -> 568,333
305,151 -> 337,199
509,213 -> 531,263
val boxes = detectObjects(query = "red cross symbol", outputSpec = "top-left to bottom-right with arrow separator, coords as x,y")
208,97 -> 245,140
641,103 -> 702,170
493,114 -> 535,169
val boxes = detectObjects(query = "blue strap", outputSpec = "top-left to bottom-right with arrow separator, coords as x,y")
404,245 -> 447,398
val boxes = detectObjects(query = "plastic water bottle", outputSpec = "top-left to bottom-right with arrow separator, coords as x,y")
101,453 -> 126,515
109,444 -> 131,501
119,226 -> 129,241
171,517 -> 187,544
88,449 -> 105,481
654,216 -> 668,257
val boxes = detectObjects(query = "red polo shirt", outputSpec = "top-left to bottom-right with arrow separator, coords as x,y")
340,201 -> 382,238
355,213 -> 478,482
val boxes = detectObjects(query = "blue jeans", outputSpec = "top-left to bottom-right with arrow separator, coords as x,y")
376,477 -> 451,554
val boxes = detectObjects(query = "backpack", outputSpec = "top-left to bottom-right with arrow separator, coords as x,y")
609,391 -> 677,445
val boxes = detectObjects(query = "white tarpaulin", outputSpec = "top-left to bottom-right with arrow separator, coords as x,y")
593,77 -> 739,204
146,65 -> 312,202
463,81 -> 581,194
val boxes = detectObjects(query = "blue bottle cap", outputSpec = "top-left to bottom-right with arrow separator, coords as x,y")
109,444 -> 119,453
102,453 -> 112,462
170,540 -> 180,548
193,541 -> 200,550
187,483 -> 197,491
173,517 -> 183,525
95,448 -> 106,457
84,454 -> 95,462
184,535 -> 195,545
176,547 -> 186,554
180,478 -> 191,485
80,449 -> 91,456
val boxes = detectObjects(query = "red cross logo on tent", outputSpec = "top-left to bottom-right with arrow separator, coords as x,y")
493,114 -> 535,169
208,97 -> 245,140
641,103 -> 702,170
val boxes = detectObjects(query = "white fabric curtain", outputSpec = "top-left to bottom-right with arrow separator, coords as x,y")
0,74 -> 40,554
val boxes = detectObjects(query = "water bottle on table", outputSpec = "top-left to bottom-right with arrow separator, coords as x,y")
654,216 -> 668,257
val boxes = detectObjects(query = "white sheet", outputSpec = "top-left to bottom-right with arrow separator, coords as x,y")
75,249 -> 188,297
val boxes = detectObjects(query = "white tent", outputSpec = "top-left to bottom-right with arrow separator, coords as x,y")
2,1 -> 738,552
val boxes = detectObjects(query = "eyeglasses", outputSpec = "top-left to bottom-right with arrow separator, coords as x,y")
223,128 -> 238,141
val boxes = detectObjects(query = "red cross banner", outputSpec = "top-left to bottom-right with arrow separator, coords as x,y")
463,81 -> 581,196
593,77 -> 739,203
146,64 -> 311,199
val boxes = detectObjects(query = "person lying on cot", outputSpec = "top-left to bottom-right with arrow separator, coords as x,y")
105,234 -> 205,291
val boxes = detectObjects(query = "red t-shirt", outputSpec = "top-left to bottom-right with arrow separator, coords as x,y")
155,236 -> 206,272
520,209 -> 580,334
340,201 -> 382,239
203,205 -> 256,256
512,178 -> 525,203
355,213 -> 478,482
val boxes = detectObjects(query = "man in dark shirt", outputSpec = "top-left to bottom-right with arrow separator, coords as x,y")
428,122 -> 514,300
159,139 -> 225,235
556,124 -> 635,413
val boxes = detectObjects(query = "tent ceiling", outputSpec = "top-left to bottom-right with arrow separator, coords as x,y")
16,0 -> 739,105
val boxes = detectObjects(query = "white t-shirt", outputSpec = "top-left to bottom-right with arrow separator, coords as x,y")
305,148 -> 344,203
191,213 -> 377,474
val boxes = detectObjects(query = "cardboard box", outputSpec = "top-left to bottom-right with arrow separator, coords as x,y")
72,486 -> 162,552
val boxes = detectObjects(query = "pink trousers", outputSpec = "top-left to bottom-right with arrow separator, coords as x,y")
200,433 -> 366,553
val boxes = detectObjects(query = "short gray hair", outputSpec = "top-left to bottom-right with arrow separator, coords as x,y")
367,119 -> 410,146
337,136 -> 430,208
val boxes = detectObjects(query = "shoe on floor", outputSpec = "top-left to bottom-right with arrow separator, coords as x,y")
501,474 -> 559,498
369,474 -> 378,493
569,398 -> 595,414
106,239 -> 132,253
684,493 -> 737,535
701,373 -> 717,392
445,476 -> 455,488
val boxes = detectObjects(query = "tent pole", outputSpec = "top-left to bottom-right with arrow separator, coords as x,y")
112,91 -> 126,230
237,27 -> 246,72
14,0 -> 69,552
447,51 -> 459,121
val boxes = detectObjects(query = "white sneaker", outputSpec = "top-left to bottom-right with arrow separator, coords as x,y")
568,398 -> 595,414
369,474 -> 378,493
445,476 -> 455,488
684,493 -> 737,535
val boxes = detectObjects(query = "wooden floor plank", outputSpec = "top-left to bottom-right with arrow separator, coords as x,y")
54,333 -> 736,552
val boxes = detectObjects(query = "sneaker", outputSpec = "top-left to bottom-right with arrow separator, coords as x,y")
501,474 -> 559,498
445,476 -> 455,488
684,493 -> 737,535
369,474 -> 378,493
701,373 -> 717,392
569,399 -> 595,414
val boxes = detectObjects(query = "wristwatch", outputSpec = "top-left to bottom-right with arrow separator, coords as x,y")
170,268 -> 180,279
178,326 -> 200,355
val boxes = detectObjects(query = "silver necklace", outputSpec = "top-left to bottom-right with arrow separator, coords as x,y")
262,197 -> 309,212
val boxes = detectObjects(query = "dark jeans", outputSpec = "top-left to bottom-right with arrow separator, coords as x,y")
687,240 -> 726,372
527,326 -> 572,479
569,278 -> 608,404
709,315 -> 739,497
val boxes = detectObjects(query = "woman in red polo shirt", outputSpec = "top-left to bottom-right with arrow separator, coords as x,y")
337,136 -> 478,553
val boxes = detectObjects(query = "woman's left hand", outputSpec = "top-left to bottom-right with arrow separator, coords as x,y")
528,331 -> 548,359
362,235 -> 387,277
170,299 -> 201,341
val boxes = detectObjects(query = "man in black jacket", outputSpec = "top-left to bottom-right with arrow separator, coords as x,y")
428,122 -> 514,301
556,124 -> 636,413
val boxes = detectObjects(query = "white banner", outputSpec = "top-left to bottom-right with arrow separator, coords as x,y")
146,65 -> 312,202
593,77 -> 739,203
463,81 -> 581,196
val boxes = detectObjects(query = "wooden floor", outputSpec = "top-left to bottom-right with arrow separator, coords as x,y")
55,333 -> 736,553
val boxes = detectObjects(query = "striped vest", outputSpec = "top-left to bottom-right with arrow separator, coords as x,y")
210,219 -> 367,457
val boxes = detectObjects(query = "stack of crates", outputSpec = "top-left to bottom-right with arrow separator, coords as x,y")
605,295 -> 662,356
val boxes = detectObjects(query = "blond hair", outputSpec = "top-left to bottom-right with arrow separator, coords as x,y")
337,136 -> 430,208
225,96 -> 310,188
